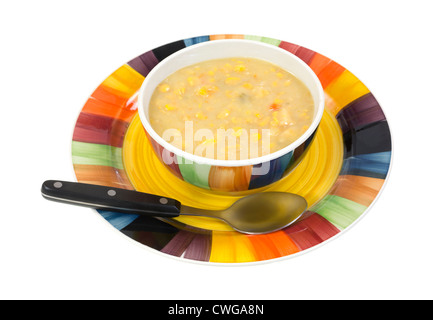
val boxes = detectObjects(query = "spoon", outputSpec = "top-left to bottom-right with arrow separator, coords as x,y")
41,180 -> 307,234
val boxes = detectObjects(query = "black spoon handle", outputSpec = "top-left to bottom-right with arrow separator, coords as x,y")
41,180 -> 181,218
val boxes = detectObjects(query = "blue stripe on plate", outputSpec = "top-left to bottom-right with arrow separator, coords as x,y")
341,151 -> 391,179
184,36 -> 210,47
97,210 -> 139,230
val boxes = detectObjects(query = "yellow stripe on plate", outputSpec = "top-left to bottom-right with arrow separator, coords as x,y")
325,69 -> 370,116
209,231 -> 257,263
101,64 -> 145,96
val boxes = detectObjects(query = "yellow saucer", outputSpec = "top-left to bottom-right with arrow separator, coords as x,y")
122,108 -> 343,232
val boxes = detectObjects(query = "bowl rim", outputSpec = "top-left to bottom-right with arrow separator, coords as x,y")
138,39 -> 325,167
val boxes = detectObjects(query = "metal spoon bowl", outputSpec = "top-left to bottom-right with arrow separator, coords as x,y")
179,192 -> 307,234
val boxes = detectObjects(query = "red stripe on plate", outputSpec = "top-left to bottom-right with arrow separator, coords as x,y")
279,41 -> 316,64
283,212 -> 340,250
73,112 -> 130,148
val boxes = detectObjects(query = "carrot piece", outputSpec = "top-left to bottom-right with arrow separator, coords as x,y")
269,103 -> 281,111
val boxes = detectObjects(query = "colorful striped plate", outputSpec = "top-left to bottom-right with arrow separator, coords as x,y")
72,35 -> 392,264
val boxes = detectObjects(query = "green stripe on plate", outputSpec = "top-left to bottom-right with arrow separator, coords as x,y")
176,155 -> 211,190
244,35 -> 281,46
312,195 -> 368,230
71,141 -> 124,169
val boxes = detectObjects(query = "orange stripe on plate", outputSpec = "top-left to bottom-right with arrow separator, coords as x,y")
317,61 -> 345,89
73,164 -> 134,190
247,231 -> 299,261
308,53 -> 345,89
91,84 -> 132,107
209,34 -> 244,40
81,97 -> 137,122
329,175 -> 385,207
82,64 -> 143,121
309,52 -> 333,74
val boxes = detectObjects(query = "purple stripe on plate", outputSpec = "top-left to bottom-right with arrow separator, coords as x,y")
160,230 -> 196,257
337,93 -> 386,133
184,232 -> 212,262
127,50 -> 159,77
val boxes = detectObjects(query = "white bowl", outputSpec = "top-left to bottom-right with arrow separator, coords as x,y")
138,39 -> 325,192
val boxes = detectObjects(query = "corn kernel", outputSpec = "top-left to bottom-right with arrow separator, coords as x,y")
284,80 -> 292,86
207,85 -> 219,93
252,87 -> 269,98
234,65 -> 246,72
187,76 -> 198,86
197,87 -> 208,96
231,117 -> 240,124
271,119 -> 279,127
201,138 -> 215,145
259,117 -> 270,127
276,72 -> 284,79
251,132 -> 261,141
158,83 -> 170,92
217,109 -> 230,119
225,77 -> 241,84
164,104 -> 176,111
195,111 -> 207,119
232,128 -> 245,137
300,112 -> 310,119
223,63 -> 233,72
242,83 -> 253,90
176,87 -> 185,96
225,77 -> 240,85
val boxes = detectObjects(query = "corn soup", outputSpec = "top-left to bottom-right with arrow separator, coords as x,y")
148,57 -> 314,160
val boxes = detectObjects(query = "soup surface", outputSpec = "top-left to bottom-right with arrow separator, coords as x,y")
148,57 -> 314,160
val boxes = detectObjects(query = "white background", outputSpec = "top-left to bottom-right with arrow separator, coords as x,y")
1,0 -> 432,300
